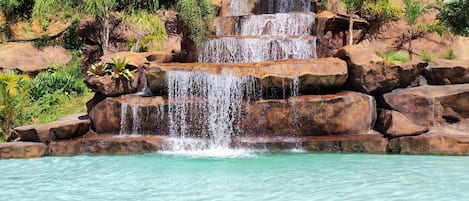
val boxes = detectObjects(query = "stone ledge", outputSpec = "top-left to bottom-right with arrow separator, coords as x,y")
388,133 -> 469,155
0,142 -> 47,159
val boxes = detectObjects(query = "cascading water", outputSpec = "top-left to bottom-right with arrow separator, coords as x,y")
256,0 -> 311,14
234,13 -> 315,36
166,71 -> 259,151
198,36 -> 316,63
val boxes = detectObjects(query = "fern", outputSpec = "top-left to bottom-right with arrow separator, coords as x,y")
123,10 -> 167,51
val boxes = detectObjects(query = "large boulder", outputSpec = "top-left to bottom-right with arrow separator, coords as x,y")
241,91 -> 377,136
0,142 -> 47,159
15,120 -> 91,144
334,45 -> 428,94
147,58 -> 348,96
375,109 -> 429,138
0,43 -> 72,73
423,59 -> 469,85
383,84 -> 469,127
85,69 -> 145,97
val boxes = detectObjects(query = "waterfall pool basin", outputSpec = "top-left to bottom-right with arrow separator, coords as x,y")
1,152 -> 468,201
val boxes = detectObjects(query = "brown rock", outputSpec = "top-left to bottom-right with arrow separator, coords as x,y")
233,134 -> 388,153
424,59 -> 469,85
0,43 -> 72,73
375,109 -> 429,138
241,91 -> 377,136
388,133 -> 469,155
15,120 -> 91,144
334,45 -> 428,94
101,51 -> 148,68
48,134 -> 165,156
85,71 -> 143,97
0,142 -> 47,159
383,84 -> 469,127
147,58 -> 348,95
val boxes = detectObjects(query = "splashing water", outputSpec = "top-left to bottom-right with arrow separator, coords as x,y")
166,71 -> 259,151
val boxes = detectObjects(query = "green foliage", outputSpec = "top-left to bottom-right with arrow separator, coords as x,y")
362,0 -> 403,21
342,0 -> 361,13
442,49 -> 458,60
417,21 -> 450,37
379,50 -> 410,64
0,70 -> 30,140
420,50 -> 434,62
32,0 -> 79,28
85,0 -> 117,20
176,0 -> 214,45
87,62 -> 112,77
62,17 -> 83,50
123,10 -> 167,51
111,57 -> 134,80
403,0 -> 421,26
439,0 -> 469,36
116,0 -> 160,13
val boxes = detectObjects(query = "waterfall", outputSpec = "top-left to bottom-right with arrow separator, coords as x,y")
235,13 -> 315,36
257,0 -> 311,14
119,103 -> 130,135
198,36 -> 316,63
166,71 -> 258,150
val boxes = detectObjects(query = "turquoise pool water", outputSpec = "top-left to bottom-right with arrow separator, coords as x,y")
1,152 -> 469,201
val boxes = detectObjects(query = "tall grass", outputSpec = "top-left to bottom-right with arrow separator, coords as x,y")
379,50 -> 410,64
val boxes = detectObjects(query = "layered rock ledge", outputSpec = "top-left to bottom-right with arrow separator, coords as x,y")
147,58 -> 348,95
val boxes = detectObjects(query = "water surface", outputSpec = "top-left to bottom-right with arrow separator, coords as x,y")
1,152 -> 468,201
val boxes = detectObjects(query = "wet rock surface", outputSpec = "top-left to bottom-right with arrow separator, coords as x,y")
0,142 -> 47,159
375,109 -> 429,138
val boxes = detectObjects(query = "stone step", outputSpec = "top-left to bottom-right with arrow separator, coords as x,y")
89,91 -> 376,136
214,12 -> 315,36
198,35 -> 316,63
15,119 -> 91,144
0,142 -> 47,159
146,58 -> 347,96
220,0 -> 313,17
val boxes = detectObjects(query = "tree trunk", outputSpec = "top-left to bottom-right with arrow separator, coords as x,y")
348,15 -> 354,46
101,16 -> 110,54
409,27 -> 413,60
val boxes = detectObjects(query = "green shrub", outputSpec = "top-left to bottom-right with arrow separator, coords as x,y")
123,10 -> 167,51
442,49 -> 458,60
87,62 -> 112,77
0,70 -> 31,141
420,50 -> 434,62
379,50 -> 410,64
176,0 -> 214,45
439,0 -> 469,36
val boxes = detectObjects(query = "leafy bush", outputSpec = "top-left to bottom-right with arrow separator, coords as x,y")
379,50 -> 410,64
176,0 -> 214,45
87,62 -> 112,77
0,71 -> 31,141
442,49 -> 458,60
362,0 -> 403,21
439,0 -> 469,36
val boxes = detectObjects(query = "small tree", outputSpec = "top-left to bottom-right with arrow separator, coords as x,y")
439,0 -> 469,36
403,0 -> 422,60
341,0 -> 362,46
84,0 -> 117,53
176,0 -> 214,46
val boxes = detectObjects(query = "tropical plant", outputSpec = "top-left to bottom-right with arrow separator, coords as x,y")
379,50 -> 410,64
111,57 -> 134,80
362,0 -> 403,22
0,71 -> 30,141
439,0 -> 469,36
87,62 -> 112,77
442,49 -> 458,60
32,0 -> 79,28
417,21 -> 450,37
116,0 -> 160,13
176,0 -> 214,45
